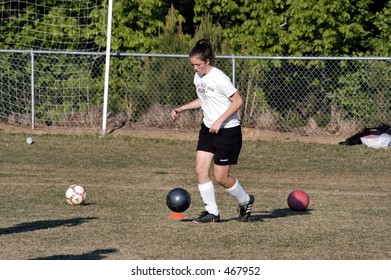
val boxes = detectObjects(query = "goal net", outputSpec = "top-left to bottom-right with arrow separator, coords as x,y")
0,0 -> 108,129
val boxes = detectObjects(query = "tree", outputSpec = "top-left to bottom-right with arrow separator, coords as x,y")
370,1 -> 391,56
106,0 -> 165,52
193,0 -> 380,56
282,0 -> 373,56
166,0 -> 196,35
153,4 -> 190,53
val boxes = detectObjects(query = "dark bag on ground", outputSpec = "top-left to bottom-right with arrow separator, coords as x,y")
339,124 -> 391,145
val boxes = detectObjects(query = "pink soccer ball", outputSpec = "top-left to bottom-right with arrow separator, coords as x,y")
287,190 -> 309,211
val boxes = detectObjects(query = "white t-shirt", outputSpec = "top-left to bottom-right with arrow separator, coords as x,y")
194,67 -> 241,129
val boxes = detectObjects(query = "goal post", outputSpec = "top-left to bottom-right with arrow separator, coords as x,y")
100,0 -> 114,137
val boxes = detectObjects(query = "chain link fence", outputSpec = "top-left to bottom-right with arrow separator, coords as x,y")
1,50 -> 391,136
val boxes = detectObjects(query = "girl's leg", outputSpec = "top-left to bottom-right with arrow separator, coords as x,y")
196,151 -> 219,216
214,164 -> 250,205
195,151 -> 214,184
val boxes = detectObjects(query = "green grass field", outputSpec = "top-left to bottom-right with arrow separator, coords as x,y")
0,129 -> 390,260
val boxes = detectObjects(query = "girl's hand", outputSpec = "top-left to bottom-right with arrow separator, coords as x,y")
171,107 -> 183,119
209,120 -> 222,134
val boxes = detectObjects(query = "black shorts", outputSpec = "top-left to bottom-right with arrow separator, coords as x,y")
196,123 -> 242,166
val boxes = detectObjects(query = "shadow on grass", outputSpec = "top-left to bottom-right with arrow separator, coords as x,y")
248,208 -> 313,222
181,208 -> 313,223
30,248 -> 118,260
0,217 -> 97,235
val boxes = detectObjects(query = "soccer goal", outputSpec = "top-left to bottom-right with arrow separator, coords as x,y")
0,0 -> 113,133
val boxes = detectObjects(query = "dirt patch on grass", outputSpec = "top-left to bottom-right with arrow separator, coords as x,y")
0,122 -> 346,144
114,127 -> 346,145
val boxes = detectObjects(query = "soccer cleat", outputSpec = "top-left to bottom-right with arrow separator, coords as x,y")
237,194 -> 255,222
193,211 -> 220,223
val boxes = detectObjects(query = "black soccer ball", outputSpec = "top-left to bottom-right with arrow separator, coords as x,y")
166,188 -> 191,213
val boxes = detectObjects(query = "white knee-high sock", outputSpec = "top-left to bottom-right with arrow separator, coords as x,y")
225,178 -> 250,205
198,181 -> 219,215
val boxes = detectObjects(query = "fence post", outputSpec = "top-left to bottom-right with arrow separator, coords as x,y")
30,49 -> 35,130
232,54 -> 236,87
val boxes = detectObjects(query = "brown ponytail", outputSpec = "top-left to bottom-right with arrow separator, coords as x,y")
189,39 -> 214,64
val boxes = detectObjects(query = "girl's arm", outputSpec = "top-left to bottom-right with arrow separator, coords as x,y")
171,98 -> 202,120
209,92 -> 243,133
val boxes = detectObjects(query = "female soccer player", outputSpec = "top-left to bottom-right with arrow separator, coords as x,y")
171,39 -> 254,223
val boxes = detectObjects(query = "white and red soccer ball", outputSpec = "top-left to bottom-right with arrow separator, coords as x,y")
65,184 -> 87,206
287,189 -> 310,211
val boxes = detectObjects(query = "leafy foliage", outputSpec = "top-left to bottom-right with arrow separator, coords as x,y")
2,0 -> 389,55
1,0 -> 391,129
